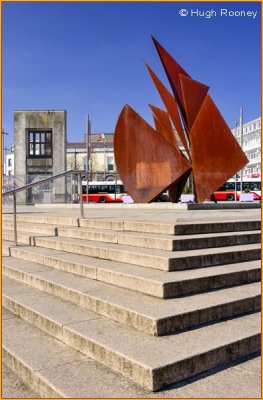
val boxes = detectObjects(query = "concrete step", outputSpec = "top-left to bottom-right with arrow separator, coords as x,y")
2,262 -> 261,336
32,236 -> 261,271
57,226 -> 261,251
80,217 -> 261,234
2,240 -> 31,256
3,308 -> 261,398
2,214 -> 261,234
2,214 -> 79,226
2,362 -> 39,398
9,245 -> 261,298
2,240 -> 13,256
4,222 -> 261,251
3,221 -> 58,235
3,351 -> 261,400
2,229 -> 51,245
3,279 -> 260,391
2,308 -> 151,398
2,230 -> 31,245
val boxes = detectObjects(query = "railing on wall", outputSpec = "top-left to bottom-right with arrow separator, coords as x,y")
2,170 -> 88,246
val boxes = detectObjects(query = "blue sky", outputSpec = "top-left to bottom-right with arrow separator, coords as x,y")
2,1 -> 261,148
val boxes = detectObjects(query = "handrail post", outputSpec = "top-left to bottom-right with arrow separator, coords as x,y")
2,170 -> 89,239
13,192 -> 17,246
78,172 -> 84,218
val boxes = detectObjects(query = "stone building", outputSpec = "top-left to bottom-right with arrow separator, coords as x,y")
14,110 -> 67,203
67,133 -> 116,181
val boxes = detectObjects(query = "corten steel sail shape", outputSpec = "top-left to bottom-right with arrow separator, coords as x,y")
179,74 -> 209,130
145,63 -> 190,157
149,104 -> 191,202
152,36 -> 189,124
114,104 -> 191,203
149,104 -> 178,150
114,37 -> 248,203
151,38 -> 248,202
189,95 -> 249,203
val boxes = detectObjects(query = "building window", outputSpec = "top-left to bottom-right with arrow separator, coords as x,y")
107,156 -> 114,171
28,130 -> 52,158
8,159 -> 12,167
83,156 -> 88,171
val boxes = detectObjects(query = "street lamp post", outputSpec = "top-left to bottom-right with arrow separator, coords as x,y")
86,114 -> 91,202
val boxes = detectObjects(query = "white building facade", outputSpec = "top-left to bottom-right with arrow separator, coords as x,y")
4,145 -> 15,176
232,116 -> 261,178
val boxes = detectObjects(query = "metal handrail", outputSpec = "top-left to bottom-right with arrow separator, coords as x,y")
2,169 -> 88,246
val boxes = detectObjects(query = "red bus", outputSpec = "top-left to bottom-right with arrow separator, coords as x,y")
213,178 -> 261,201
81,180 -> 126,203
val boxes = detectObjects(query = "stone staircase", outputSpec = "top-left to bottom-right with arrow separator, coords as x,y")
2,213 -> 261,396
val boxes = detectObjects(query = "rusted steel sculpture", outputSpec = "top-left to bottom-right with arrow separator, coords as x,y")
114,105 -> 191,203
114,37 -> 248,203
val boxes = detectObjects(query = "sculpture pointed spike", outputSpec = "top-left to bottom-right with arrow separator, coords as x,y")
151,36 -> 190,120
149,104 -> 179,150
180,74 -> 209,130
190,95 -> 249,203
114,37 -> 249,204
145,63 -> 190,157
114,104 -> 191,203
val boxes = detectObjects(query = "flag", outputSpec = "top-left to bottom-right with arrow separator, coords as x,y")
98,133 -> 106,141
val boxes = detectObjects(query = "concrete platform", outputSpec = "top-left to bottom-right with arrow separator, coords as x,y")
2,202 -> 261,222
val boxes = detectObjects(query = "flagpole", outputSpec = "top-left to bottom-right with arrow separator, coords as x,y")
239,107 -> 243,195
86,114 -> 91,202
